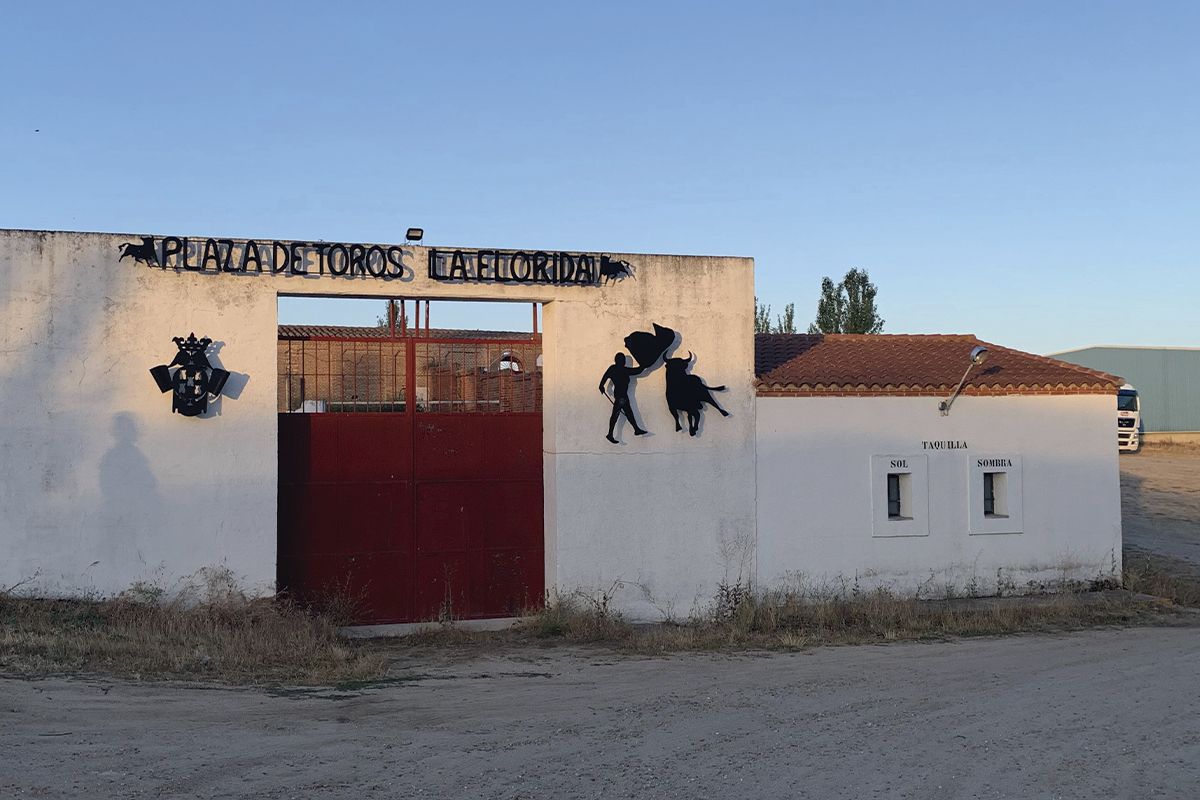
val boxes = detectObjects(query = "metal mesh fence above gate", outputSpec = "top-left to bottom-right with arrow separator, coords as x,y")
277,333 -> 541,414
414,341 -> 542,413
277,338 -> 408,413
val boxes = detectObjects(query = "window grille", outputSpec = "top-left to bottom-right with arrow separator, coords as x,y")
887,473 -> 902,518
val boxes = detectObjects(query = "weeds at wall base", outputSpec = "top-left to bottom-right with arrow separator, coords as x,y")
0,592 -> 388,685
1122,556 -> 1200,607
2,557 -> 1197,685
405,560 -> 1199,655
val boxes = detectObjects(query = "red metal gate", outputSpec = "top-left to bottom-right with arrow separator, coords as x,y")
276,327 -> 543,624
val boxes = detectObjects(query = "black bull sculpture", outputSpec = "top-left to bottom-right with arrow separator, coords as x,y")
663,352 -> 730,436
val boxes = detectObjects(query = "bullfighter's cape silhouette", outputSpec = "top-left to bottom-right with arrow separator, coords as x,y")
623,323 -> 676,369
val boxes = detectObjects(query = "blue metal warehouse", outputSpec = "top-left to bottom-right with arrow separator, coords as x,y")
1052,346 -> 1200,434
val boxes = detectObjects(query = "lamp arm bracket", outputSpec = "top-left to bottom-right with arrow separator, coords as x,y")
938,363 -> 976,416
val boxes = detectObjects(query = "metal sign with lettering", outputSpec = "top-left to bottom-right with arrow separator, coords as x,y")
120,236 -> 412,279
119,235 -> 637,287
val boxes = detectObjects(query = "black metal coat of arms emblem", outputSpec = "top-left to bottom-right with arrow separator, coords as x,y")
149,333 -> 231,417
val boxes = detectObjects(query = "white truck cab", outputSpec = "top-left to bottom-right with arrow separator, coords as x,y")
1118,384 -> 1140,452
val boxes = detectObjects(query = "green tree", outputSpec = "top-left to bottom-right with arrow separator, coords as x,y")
775,302 -> 796,334
754,297 -> 773,334
807,269 -> 884,334
376,299 -> 401,329
756,299 -> 796,333
806,277 -> 845,334
841,268 -> 884,334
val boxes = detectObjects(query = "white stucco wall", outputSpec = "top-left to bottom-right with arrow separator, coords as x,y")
755,394 -> 1122,596
0,229 -> 756,617
0,231 -> 279,597
543,270 -> 758,618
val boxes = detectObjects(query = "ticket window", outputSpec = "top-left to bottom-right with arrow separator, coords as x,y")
983,472 -> 1007,517
872,456 -> 929,537
970,456 -> 1023,535
887,473 -> 910,520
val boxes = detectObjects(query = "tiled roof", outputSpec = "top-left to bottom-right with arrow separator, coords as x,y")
278,324 -> 534,340
754,334 -> 1121,397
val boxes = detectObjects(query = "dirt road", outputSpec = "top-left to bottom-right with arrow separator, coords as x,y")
5,625 -> 1200,800
1121,449 -> 1200,572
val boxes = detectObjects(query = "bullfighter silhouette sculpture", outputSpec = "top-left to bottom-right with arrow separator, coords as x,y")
599,323 -> 677,443
599,353 -> 649,443
663,352 -> 729,436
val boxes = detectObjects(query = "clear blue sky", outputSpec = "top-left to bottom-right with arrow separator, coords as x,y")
3,1 -> 1197,352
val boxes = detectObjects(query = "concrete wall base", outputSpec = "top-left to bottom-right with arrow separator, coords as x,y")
340,616 -> 527,638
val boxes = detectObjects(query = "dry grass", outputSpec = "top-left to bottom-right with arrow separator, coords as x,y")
403,576 -> 1190,656
0,592 -> 389,685
4,558 -> 1196,685
1123,555 -> 1200,607
1138,440 -> 1200,453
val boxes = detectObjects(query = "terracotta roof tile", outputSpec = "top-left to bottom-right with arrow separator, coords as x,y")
278,324 -> 533,340
754,334 -> 1120,397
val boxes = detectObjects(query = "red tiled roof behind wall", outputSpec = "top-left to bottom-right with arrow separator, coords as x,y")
754,334 -> 1121,397
278,324 -> 533,340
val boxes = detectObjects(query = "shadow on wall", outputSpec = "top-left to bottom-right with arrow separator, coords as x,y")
202,341 -> 249,417
0,239 -> 259,594
98,413 -> 165,566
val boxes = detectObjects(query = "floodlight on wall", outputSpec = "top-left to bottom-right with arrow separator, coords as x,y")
406,228 -> 424,243
938,345 -> 989,416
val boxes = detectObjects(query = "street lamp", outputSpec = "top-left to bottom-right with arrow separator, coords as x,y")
938,345 -> 989,416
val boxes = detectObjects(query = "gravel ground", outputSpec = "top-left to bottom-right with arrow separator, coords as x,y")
1121,448 -> 1200,573
4,625 -> 1200,800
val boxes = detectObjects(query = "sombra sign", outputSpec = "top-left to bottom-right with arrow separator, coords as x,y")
149,334 -> 231,417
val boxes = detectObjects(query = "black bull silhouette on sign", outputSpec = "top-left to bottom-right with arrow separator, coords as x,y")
118,236 -> 159,266
664,352 -> 730,436
599,255 -> 634,284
